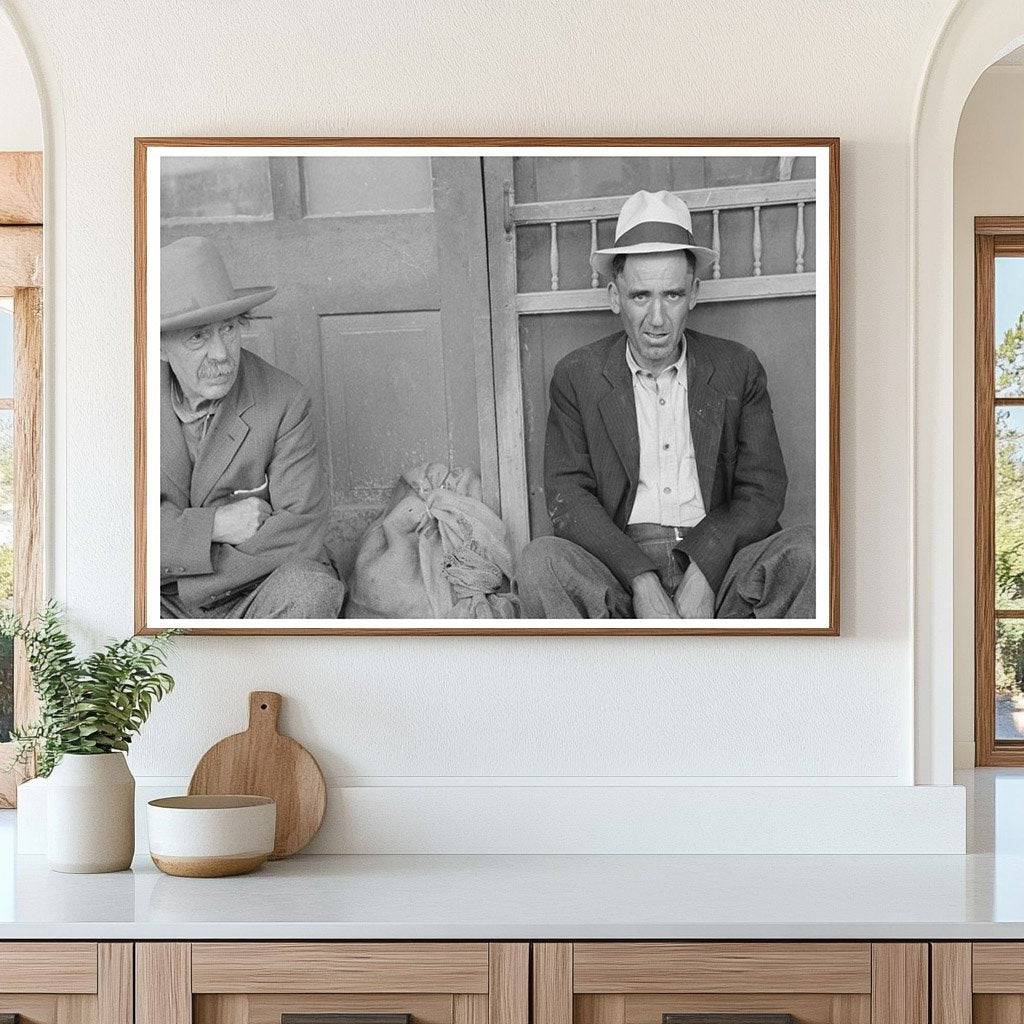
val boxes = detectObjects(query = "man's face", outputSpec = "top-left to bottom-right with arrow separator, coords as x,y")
609,250 -> 699,373
161,315 -> 245,407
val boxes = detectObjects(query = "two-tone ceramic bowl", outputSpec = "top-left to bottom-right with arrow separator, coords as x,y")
147,795 -> 276,877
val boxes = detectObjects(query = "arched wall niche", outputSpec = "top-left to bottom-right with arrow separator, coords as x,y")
0,6 -> 41,151
914,0 -> 1024,785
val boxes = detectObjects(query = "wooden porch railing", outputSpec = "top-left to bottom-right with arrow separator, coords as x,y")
512,177 -> 815,314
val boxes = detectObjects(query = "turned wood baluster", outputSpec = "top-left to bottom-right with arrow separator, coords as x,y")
795,201 -> 805,273
712,209 -> 721,280
753,205 -> 762,276
590,219 -> 599,288
549,221 -> 559,291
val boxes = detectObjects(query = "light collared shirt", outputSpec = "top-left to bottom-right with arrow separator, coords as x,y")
625,340 -> 706,527
168,371 -> 221,467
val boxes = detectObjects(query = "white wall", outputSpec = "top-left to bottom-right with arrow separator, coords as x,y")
953,64 -> 1024,768
0,8 -> 39,151
0,0 -> 973,851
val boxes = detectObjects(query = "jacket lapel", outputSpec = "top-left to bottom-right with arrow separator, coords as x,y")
598,334 -> 640,485
190,366 -> 254,507
686,332 -> 725,507
160,362 -> 193,504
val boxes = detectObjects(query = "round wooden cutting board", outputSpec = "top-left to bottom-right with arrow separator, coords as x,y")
188,691 -> 326,859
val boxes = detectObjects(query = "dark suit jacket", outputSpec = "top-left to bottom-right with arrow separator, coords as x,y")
160,350 -> 329,613
543,329 -> 787,592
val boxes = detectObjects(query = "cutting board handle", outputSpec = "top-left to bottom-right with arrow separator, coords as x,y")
248,691 -> 282,734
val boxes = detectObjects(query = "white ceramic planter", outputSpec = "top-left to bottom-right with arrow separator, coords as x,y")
46,752 -> 135,873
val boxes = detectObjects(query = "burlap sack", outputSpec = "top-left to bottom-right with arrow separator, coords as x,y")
344,463 -> 518,619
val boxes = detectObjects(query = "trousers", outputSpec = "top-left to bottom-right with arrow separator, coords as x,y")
516,524 -> 816,620
161,557 -> 347,620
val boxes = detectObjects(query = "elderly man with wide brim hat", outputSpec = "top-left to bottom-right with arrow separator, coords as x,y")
516,190 -> 816,621
159,235 -> 345,621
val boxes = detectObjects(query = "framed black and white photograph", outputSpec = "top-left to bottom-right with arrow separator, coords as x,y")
135,138 -> 839,635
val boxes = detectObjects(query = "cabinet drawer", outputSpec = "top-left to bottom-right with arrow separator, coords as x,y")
139,942 -> 528,1024
535,943 -> 926,1024
0,942 -> 98,993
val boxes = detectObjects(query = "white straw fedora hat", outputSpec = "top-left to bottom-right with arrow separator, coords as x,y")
161,236 -> 277,332
590,190 -> 718,281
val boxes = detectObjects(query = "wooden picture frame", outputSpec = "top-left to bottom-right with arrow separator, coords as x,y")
135,137 -> 840,636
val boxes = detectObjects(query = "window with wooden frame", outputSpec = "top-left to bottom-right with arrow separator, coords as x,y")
0,151 -> 43,806
976,217 -> 1024,765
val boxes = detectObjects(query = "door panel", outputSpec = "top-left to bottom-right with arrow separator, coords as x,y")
320,311 -> 448,502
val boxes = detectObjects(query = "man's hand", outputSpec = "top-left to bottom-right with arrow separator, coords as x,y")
673,561 -> 715,618
212,497 -> 272,545
631,570 -> 680,618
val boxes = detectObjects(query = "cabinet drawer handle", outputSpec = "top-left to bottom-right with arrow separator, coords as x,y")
283,1016 -> 411,1024
665,1016 -> 797,1024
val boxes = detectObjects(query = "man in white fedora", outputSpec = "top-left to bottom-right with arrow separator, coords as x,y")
159,235 -> 346,620
516,190 -> 815,620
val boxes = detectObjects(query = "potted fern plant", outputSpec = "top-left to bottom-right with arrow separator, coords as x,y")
2,603 -> 178,873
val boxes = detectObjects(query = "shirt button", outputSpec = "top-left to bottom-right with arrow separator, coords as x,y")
663,487 -> 671,494
659,398 -> 666,406
663,443 -> 670,450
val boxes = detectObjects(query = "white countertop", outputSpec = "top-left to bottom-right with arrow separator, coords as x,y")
0,769 -> 1021,941
0,848 -> 1022,940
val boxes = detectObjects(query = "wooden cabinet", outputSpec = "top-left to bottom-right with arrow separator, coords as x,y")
136,943 -> 528,1024
533,944 -> 928,1024
931,943 -> 1024,1024
0,942 -> 132,1024
0,938 -> 944,1024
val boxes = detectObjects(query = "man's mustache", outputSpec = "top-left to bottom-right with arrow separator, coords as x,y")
199,361 -> 236,381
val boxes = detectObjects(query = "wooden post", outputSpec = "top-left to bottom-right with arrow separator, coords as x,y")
753,205 -> 763,276
871,944 -> 928,1024
930,944 -> 971,1024
534,943 -> 573,1024
550,221 -> 559,291
136,943 -> 192,1024
0,150 -> 42,809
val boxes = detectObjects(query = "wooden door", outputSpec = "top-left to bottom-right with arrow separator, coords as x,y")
534,943 -> 926,1024
160,153 -> 498,573
136,942 -> 528,1024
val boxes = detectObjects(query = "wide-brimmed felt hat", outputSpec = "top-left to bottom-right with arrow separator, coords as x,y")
160,235 -> 277,332
590,190 -> 718,281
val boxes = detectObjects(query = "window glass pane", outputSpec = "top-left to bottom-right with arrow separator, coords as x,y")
0,409 -> 10,742
996,256 -> 1024,396
0,301 -> 12,399
997,407 -> 1024,609
998,619 -> 1024,739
